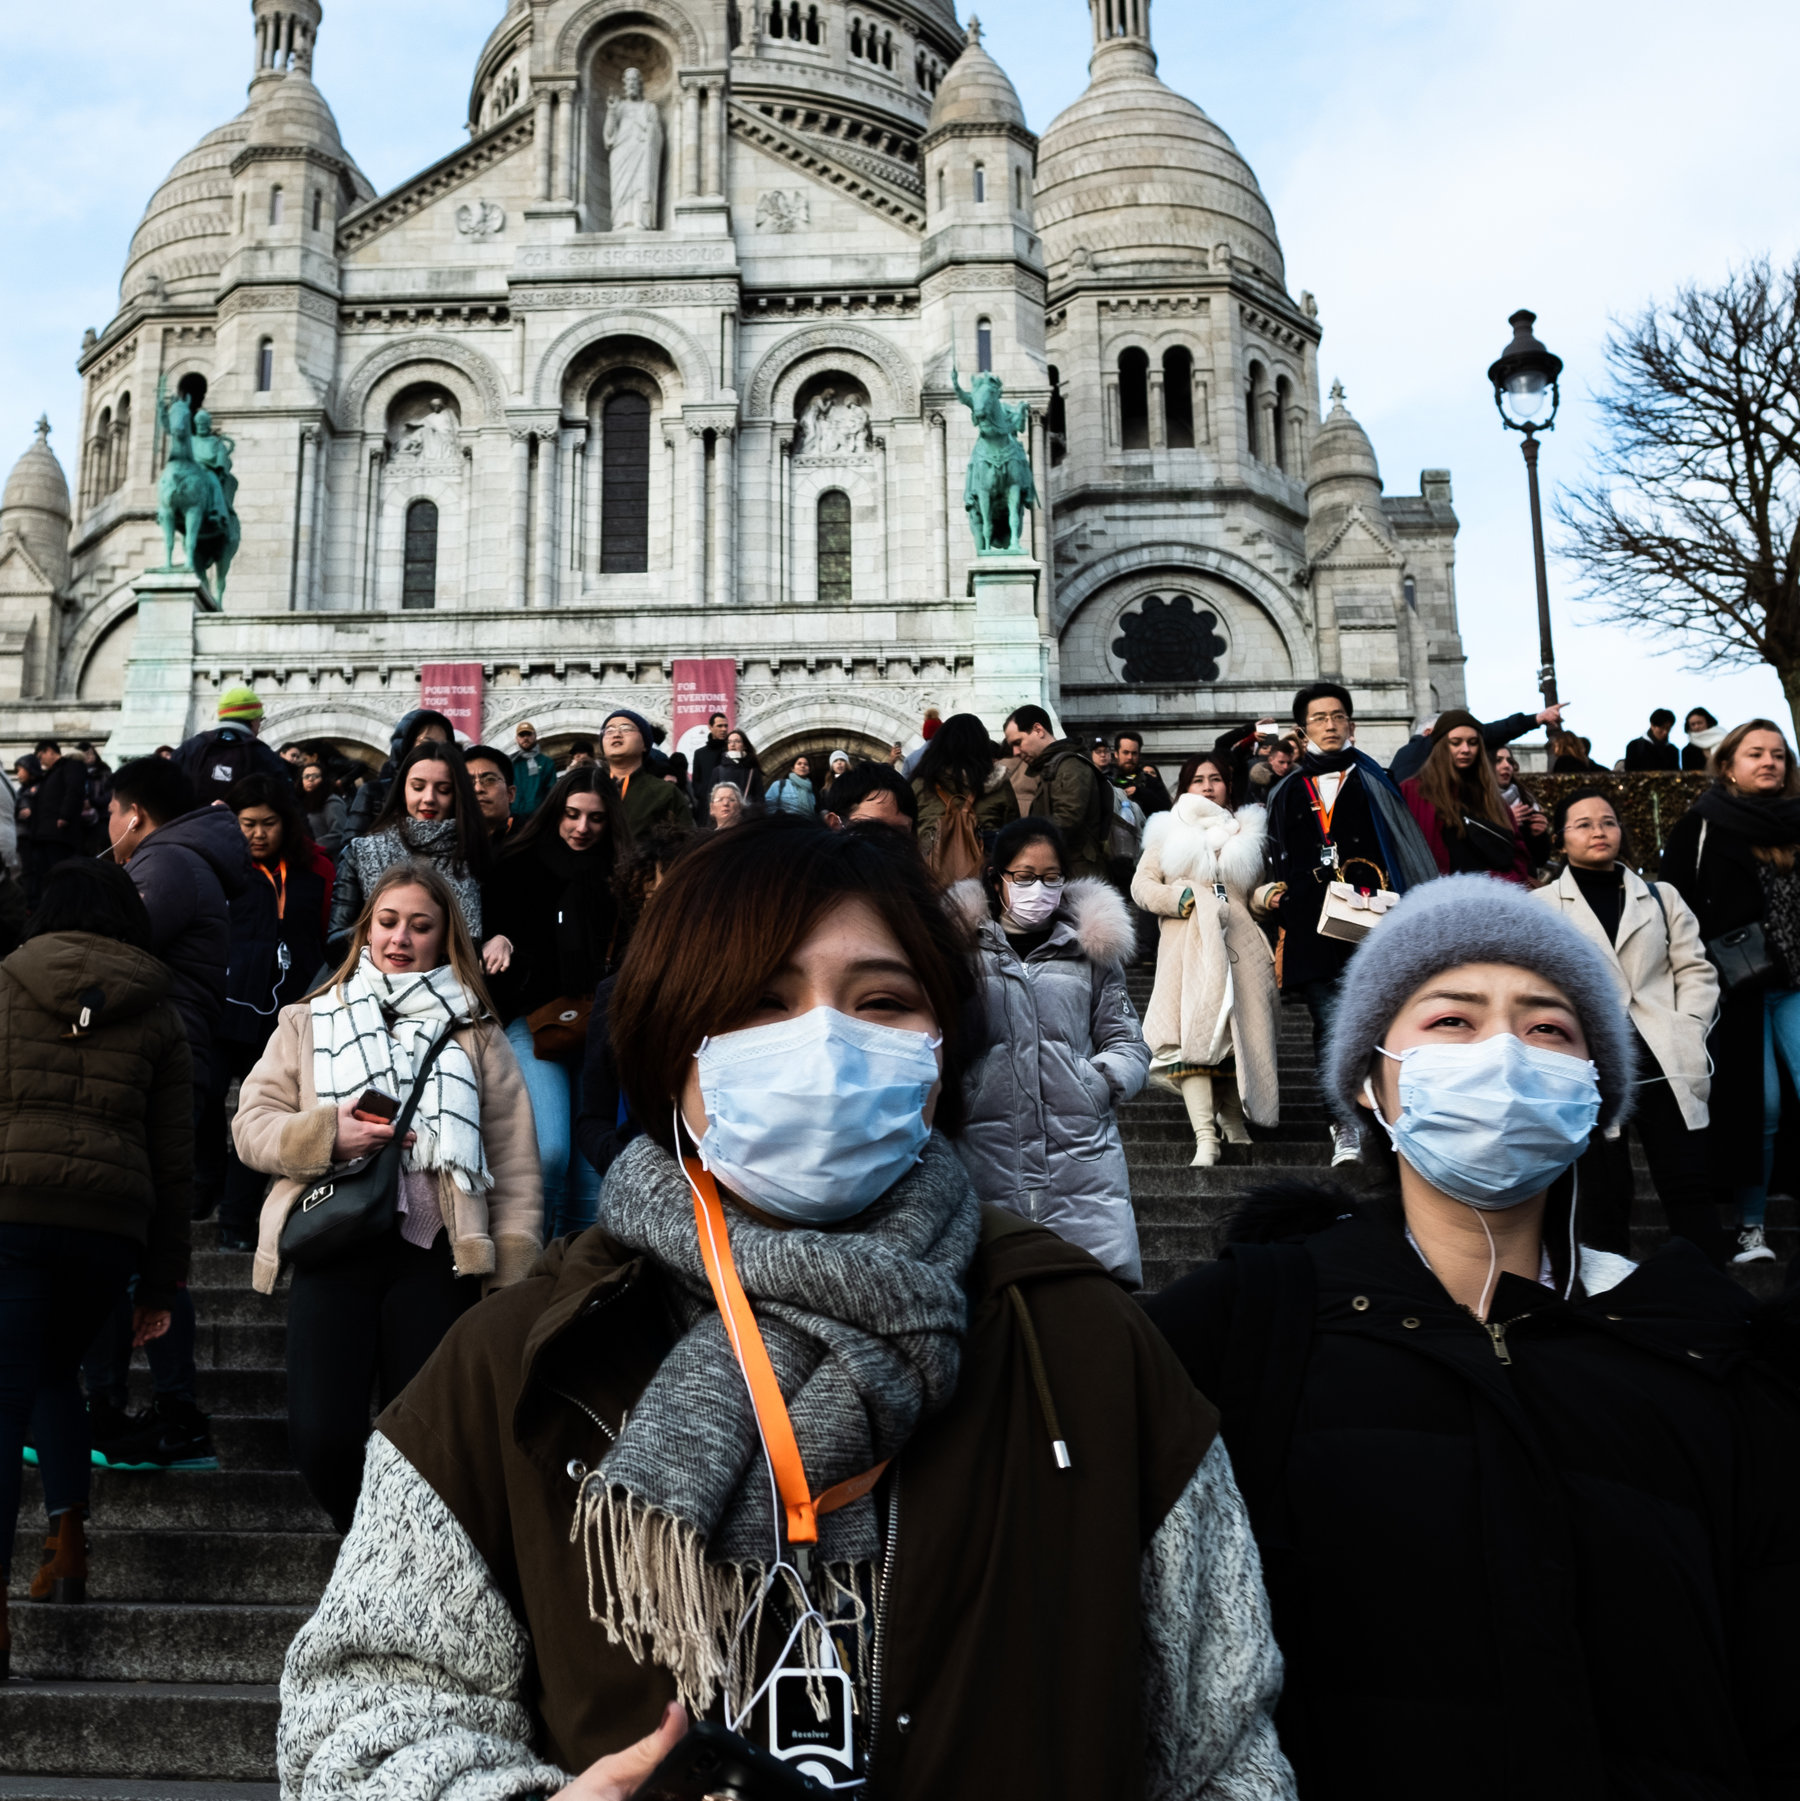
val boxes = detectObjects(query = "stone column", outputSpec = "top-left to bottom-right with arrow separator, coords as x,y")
1258,390 -> 1278,468
681,84 -> 702,200
703,81 -> 725,196
534,89 -> 555,202
927,410 -> 948,599
774,431 -> 793,605
1193,370 -> 1212,446
561,85 -> 580,203
354,445 -> 381,611
293,426 -> 320,611
110,570 -> 213,759
586,413 -> 604,579
533,428 -> 560,607
686,424 -> 708,606
1147,368 -> 1167,451
364,451 -> 385,610
711,423 -> 736,606
509,430 -> 531,603
1102,370 -> 1121,450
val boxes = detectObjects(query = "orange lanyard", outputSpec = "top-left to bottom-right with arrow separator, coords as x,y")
686,1162 -> 888,1550
256,857 -> 287,920
1303,773 -> 1351,843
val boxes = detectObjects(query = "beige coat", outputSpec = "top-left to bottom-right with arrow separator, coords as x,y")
1531,864 -> 1718,1130
1130,796 -> 1280,1124
233,1001 -> 543,1295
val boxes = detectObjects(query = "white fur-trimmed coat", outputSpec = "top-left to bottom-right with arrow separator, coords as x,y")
1131,797 -> 1280,1125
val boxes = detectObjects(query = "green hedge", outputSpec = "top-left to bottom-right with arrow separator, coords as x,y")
1526,772 -> 1708,874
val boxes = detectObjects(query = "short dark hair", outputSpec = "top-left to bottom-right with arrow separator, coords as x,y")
568,738 -> 596,757
24,859 -> 152,953
1115,731 -> 1144,750
1293,682 -> 1354,729
463,744 -> 514,785
225,773 -> 315,854
1650,708 -> 1677,730
112,756 -> 196,827
983,816 -> 1069,918
610,815 -> 975,1152
1005,704 -> 1054,737
35,738 -> 59,756
826,761 -> 918,822
709,712 -> 728,726
1551,783 -> 1634,858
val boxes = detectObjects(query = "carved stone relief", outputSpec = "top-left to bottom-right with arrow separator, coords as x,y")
455,199 -> 506,239
794,385 -> 872,459
755,190 -> 810,232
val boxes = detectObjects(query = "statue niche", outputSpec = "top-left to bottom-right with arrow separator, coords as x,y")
387,390 -> 462,465
594,64 -> 665,231
794,381 -> 873,461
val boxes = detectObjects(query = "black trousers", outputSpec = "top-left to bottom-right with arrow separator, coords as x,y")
1577,1073 -> 1730,1266
285,1228 -> 476,1533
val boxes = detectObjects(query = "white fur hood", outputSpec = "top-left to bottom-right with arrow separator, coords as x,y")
1142,797 -> 1268,891
947,875 -> 1137,966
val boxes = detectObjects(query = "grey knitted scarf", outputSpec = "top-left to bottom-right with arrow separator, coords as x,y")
573,1130 -> 981,1714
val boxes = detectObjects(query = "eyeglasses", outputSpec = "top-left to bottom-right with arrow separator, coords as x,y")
1305,710 -> 1351,728
469,774 -> 508,792
1003,871 -> 1064,888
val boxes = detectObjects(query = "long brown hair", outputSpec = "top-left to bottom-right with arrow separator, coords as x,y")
503,763 -> 633,864
311,858 -> 495,1017
1414,710 -> 1512,838
1712,716 -> 1800,869
369,740 -> 491,880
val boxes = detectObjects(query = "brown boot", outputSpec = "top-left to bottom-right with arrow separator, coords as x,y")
28,1507 -> 87,1604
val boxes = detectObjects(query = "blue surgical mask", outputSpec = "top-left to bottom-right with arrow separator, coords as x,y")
695,1007 -> 941,1223
1364,1033 -> 1600,1211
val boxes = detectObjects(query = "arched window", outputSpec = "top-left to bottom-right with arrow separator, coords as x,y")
1013,165 -> 1023,209
112,393 -> 131,492
1245,361 -> 1263,459
94,408 -> 112,502
402,500 -> 439,610
805,4 -> 820,43
311,188 -> 323,231
937,168 -> 946,210
256,338 -> 274,393
882,29 -> 893,67
1162,347 -> 1195,449
1273,375 -> 1291,473
850,18 -> 863,54
976,317 -> 993,373
817,490 -> 852,605
269,185 -> 284,226
1119,348 -> 1150,450
601,390 -> 652,573
973,162 -> 986,203
1047,365 -> 1067,466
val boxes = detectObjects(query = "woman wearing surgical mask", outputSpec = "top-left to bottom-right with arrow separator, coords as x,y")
950,818 -> 1150,1284
1532,788 -> 1725,1264
278,816 -> 1294,1801
1148,875 -> 1800,1801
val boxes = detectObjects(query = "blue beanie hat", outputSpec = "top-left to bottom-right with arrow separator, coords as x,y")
601,707 -> 666,749
1321,873 -> 1636,1132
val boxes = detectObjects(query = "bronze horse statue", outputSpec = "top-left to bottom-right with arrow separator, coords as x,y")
157,381 -> 240,603
952,362 -> 1037,554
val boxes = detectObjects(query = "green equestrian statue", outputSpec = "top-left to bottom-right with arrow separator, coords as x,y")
156,378 -> 241,603
952,359 -> 1037,555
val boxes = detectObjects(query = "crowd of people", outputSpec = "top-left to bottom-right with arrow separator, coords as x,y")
3,676 -> 1798,1801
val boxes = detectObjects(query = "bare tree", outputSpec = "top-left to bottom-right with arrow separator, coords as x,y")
1559,257 -> 1800,738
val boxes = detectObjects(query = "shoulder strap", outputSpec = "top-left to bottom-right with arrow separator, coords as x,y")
1697,818 -> 1708,868
1642,874 -> 1669,934
390,1021 -> 460,1139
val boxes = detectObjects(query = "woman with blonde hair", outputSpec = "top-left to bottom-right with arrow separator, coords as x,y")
1661,717 -> 1800,1263
1132,750 -> 1279,1165
233,859 -> 541,1529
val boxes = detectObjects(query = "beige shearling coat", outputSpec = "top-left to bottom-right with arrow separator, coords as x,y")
1131,796 -> 1280,1125
233,1000 -> 543,1295
1532,864 -> 1718,1130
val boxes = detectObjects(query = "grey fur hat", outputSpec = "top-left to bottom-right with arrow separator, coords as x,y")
1320,874 -> 1635,1131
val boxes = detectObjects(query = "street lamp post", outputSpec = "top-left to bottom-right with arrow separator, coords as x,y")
1487,309 -> 1565,709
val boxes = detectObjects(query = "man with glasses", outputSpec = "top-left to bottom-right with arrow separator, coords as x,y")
465,745 -> 518,843
510,721 -> 554,820
1260,682 -> 1436,1164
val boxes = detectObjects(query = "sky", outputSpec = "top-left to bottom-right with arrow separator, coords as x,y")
4,0 -> 1799,759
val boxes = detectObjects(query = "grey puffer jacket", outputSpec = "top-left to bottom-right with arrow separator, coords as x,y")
950,877 -> 1149,1285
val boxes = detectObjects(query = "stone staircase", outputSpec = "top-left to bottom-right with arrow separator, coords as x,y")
2,961 -> 1789,1797
4,1231 -> 331,1797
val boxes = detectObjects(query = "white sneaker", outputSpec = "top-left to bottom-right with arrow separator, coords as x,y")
1331,1123 -> 1361,1167
1733,1226 -> 1776,1264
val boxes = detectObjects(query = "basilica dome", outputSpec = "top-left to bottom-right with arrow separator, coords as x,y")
928,25 -> 1029,133
1035,38 -> 1285,293
0,418 -> 73,591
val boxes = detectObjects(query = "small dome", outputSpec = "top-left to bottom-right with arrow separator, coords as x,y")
1037,53 -> 1283,289
928,21 -> 1028,134
0,417 -> 73,590
1307,381 -> 1382,493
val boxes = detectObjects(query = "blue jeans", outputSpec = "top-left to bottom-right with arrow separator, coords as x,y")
0,1223 -> 140,1556
506,1015 -> 602,1239
1732,986 -> 1800,1227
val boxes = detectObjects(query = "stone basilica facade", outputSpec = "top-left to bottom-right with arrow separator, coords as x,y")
0,0 -> 1467,766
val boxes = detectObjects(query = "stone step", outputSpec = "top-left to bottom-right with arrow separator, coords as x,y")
157,1290 -> 286,1327
17,1415 -> 292,1477
0,1684 -> 278,1783
10,1602 -> 311,1686
8,1529 -> 337,1606
125,1367 -> 287,1418
1118,1118 -> 1329,1145
17,1470 -> 332,1534
0,1782 -> 277,1801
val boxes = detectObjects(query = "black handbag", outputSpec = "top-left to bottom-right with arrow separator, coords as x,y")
278,1022 -> 458,1272
1705,921 -> 1779,994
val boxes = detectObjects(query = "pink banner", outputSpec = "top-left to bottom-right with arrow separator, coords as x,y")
672,657 -> 737,757
420,663 -> 483,744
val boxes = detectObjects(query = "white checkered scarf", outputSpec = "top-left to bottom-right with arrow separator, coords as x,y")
309,953 -> 491,1192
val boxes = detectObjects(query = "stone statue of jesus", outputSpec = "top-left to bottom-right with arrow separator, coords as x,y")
604,69 -> 663,231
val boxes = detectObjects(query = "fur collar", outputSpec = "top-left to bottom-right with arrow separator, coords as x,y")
946,875 -> 1137,966
1143,799 -> 1268,891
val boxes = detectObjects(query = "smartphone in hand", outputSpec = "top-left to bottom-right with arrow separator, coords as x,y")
351,1087 -> 400,1124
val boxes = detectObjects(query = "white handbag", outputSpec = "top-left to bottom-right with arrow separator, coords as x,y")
1317,857 -> 1398,943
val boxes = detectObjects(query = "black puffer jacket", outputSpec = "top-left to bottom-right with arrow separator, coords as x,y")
483,834 -> 620,1025
125,806 -> 253,1086
1146,1183 -> 1800,1801
0,933 -> 194,1307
